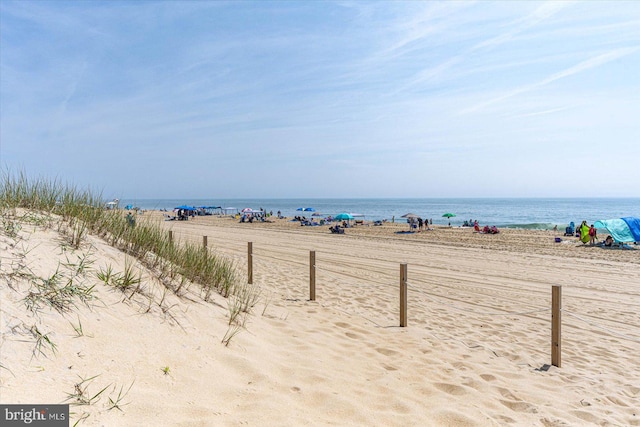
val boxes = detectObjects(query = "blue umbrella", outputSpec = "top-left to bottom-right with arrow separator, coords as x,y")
175,205 -> 195,211
303,207 -> 315,212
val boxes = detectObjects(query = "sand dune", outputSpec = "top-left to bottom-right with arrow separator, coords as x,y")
1,212 -> 639,426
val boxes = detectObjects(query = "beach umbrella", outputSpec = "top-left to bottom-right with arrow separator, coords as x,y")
175,205 -> 195,211
401,213 -> 420,219
335,213 -> 354,221
442,213 -> 456,218
241,208 -> 254,213
303,207 -> 315,212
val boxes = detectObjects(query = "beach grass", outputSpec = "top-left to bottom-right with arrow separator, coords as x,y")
1,170 -> 242,309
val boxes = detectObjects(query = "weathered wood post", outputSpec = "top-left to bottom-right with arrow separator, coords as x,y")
203,235 -> 208,248
248,242 -> 253,284
400,263 -> 408,327
310,251 -> 316,301
552,285 -> 562,367
168,230 -> 173,243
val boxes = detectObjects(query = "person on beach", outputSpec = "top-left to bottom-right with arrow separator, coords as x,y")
589,224 -> 597,244
126,212 -> 135,227
579,220 -> 590,244
604,235 -> 614,247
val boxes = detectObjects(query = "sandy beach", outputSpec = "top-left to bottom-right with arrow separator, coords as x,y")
2,211 -> 639,426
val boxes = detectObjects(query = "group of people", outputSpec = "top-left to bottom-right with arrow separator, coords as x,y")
472,221 -> 499,234
577,220 -> 598,245
569,220 -> 615,246
407,217 -> 432,230
470,220 -> 499,234
329,224 -> 345,234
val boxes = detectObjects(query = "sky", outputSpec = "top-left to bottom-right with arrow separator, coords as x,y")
1,1 -> 639,199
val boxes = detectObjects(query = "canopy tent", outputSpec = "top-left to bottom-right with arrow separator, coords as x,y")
594,217 -> 640,243
105,199 -> 119,209
175,205 -> 196,211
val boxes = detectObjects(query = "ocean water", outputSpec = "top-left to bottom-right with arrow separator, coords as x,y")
115,198 -> 640,230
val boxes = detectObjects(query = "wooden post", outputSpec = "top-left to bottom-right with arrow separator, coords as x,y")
203,235 -> 208,248
400,263 -> 407,327
248,242 -> 253,284
310,251 -> 316,301
552,285 -> 562,368
168,230 -> 173,243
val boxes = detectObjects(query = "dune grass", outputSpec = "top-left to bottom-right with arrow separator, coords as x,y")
1,170 -> 241,307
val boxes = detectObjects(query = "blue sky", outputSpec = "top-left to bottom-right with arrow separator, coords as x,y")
1,1 -> 639,199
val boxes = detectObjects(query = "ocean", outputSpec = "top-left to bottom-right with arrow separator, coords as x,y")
114,198 -> 640,230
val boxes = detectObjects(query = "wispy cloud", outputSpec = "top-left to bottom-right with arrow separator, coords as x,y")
461,46 -> 640,114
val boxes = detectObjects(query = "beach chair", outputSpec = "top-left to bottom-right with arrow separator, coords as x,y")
329,226 -> 344,234
564,221 -> 575,236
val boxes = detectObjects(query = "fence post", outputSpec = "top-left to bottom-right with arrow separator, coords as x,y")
310,251 -> 316,301
203,235 -> 208,248
400,263 -> 407,327
168,230 -> 173,243
248,242 -> 253,284
552,285 -> 562,368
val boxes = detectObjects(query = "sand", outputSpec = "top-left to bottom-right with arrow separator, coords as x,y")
1,211 -> 639,426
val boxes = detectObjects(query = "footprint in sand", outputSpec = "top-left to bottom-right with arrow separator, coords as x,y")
480,374 -> 497,382
345,332 -> 361,340
499,399 -> 538,413
375,347 -> 398,356
434,382 -> 468,396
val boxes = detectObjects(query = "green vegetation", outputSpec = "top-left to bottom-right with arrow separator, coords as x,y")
64,374 -> 110,406
1,170 -> 240,306
29,325 -> 58,359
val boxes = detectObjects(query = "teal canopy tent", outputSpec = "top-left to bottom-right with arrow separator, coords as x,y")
594,217 -> 640,243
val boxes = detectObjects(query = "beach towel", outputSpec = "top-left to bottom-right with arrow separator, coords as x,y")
579,223 -> 590,243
